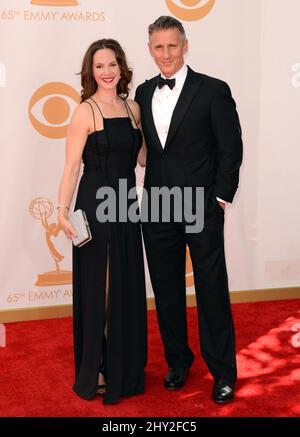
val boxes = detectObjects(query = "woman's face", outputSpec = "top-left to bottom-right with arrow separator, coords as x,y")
93,48 -> 121,91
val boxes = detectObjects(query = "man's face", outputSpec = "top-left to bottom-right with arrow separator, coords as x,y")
148,27 -> 188,78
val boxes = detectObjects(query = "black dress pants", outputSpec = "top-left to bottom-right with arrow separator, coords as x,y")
142,187 -> 237,382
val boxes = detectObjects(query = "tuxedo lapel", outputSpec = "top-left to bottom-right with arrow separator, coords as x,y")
143,76 -> 163,152
164,67 -> 204,151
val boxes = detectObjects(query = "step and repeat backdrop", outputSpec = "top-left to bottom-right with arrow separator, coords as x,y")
0,0 -> 299,312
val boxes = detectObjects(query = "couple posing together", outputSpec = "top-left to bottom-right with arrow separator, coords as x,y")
58,16 -> 243,405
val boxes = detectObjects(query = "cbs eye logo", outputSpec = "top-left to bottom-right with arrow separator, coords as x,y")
166,0 -> 216,21
29,82 -> 80,139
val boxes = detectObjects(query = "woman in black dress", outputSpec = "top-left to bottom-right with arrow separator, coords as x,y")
57,39 -> 147,405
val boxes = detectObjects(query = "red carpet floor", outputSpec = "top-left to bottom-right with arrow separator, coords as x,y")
0,299 -> 300,417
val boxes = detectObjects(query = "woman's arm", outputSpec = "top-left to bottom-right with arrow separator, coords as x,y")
127,99 -> 147,167
137,138 -> 147,168
57,103 -> 90,239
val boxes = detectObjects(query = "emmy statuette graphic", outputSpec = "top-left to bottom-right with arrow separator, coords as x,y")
30,197 -> 72,286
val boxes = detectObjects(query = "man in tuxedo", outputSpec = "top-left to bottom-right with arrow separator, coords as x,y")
135,16 -> 243,403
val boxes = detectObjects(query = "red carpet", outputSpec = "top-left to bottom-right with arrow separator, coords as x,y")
0,299 -> 300,417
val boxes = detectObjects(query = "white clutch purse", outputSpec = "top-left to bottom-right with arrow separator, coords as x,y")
68,209 -> 92,247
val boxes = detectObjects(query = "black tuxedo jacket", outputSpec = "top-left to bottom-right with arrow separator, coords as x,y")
135,66 -> 243,203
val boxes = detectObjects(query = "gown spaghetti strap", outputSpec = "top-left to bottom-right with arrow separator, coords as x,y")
72,98 -> 147,405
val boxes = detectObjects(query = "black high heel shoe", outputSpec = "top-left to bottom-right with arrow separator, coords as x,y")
96,367 -> 107,397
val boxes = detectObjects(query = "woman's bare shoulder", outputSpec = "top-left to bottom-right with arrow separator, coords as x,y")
126,98 -> 140,120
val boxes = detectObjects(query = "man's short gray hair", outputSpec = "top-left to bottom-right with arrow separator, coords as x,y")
148,16 -> 186,41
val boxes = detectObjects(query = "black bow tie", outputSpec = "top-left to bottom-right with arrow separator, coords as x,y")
157,75 -> 176,90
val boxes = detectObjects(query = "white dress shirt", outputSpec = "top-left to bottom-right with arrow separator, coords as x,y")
152,64 -> 188,149
152,64 -> 225,204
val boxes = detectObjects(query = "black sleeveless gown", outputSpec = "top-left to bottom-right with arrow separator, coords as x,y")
72,100 -> 147,405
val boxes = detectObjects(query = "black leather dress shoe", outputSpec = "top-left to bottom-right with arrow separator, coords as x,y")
212,379 -> 235,404
164,367 -> 189,390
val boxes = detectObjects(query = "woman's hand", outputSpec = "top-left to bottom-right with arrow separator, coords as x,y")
58,209 -> 77,240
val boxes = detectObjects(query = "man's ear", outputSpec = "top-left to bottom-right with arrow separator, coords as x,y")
183,38 -> 188,55
148,41 -> 153,57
